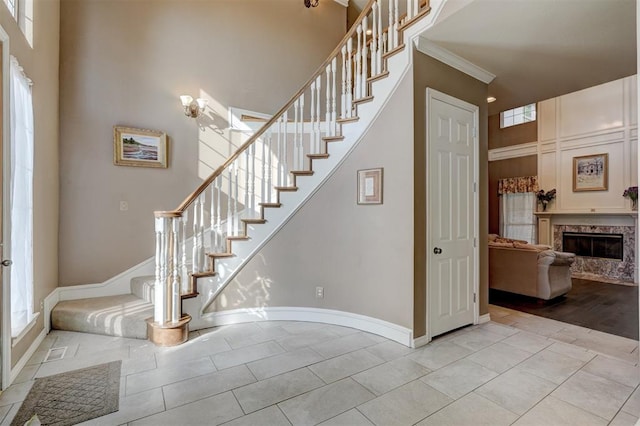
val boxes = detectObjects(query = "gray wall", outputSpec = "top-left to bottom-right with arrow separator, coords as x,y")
0,0 -> 60,366
58,0 -> 347,286
211,72 -> 416,330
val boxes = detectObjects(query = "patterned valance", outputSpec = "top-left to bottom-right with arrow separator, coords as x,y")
498,176 -> 539,195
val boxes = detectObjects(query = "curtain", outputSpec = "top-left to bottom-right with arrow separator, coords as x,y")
9,56 -> 34,337
498,176 -> 537,243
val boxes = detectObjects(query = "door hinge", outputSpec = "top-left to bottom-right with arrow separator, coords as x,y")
473,182 -> 477,193
473,237 -> 477,248
473,293 -> 477,303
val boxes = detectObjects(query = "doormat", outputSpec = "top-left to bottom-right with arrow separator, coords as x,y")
10,361 -> 121,426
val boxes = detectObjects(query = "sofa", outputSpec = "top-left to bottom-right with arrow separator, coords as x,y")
488,235 -> 576,300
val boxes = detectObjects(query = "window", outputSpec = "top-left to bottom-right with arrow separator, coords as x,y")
2,0 -> 33,47
9,56 -> 35,338
500,193 -> 536,243
500,103 -> 536,128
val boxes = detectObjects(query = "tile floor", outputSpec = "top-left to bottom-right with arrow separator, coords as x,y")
0,305 -> 638,425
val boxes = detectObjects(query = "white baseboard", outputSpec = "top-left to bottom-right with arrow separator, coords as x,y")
412,334 -> 430,348
190,306 -> 413,347
57,258 -> 155,302
478,313 -> 491,324
9,328 -> 46,386
44,288 -> 61,333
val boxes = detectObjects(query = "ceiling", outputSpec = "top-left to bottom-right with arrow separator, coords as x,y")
351,0 -> 637,115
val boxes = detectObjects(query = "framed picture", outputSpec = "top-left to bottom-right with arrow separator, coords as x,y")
357,168 -> 383,205
114,126 -> 168,168
573,153 -> 608,192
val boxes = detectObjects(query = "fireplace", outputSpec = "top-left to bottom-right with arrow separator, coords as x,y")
562,232 -> 624,261
554,224 -> 635,283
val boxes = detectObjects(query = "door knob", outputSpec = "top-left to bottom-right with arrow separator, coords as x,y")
1,259 -> 12,267
433,247 -> 442,254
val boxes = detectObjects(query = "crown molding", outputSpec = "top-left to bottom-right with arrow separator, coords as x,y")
416,37 -> 496,84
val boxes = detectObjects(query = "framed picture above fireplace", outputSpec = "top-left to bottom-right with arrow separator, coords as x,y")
573,153 -> 608,192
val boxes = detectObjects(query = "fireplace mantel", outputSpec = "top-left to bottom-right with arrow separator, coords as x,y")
535,210 -> 637,217
536,211 -> 637,246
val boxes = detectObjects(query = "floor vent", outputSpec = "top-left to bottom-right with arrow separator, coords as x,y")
44,347 -> 67,362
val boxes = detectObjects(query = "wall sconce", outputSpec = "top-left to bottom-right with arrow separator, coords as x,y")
304,0 -> 319,7
180,95 -> 208,118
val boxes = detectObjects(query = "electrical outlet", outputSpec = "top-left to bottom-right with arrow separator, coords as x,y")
315,286 -> 324,298
120,201 -> 129,211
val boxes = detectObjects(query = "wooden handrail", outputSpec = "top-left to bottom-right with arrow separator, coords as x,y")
157,0 -> 378,215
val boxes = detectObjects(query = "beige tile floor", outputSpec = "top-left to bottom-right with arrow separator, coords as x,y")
0,305 -> 638,425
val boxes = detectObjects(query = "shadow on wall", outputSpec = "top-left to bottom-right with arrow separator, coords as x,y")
209,254 -> 273,315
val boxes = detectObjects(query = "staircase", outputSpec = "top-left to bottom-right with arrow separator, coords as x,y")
52,0 -> 441,345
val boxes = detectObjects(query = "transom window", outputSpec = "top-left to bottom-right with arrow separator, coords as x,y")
500,103 -> 536,128
2,0 -> 33,47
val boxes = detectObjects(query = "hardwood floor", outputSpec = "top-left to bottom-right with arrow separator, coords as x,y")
490,278 -> 638,340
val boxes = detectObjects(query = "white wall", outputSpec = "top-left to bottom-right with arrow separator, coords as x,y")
537,75 -> 638,212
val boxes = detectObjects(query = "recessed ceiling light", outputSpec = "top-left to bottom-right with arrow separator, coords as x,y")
366,29 -> 372,35
487,96 -> 496,103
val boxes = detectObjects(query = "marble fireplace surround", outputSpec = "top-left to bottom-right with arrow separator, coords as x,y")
540,211 -> 638,284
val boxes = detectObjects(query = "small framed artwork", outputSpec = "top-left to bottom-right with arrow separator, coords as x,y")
573,153 -> 608,192
114,126 -> 168,168
357,168 -> 383,205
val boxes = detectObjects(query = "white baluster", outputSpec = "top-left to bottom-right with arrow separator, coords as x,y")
413,0 -> 419,19
261,130 -> 267,204
210,184 -> 216,251
244,149 -> 249,217
266,127 -> 273,201
154,216 -> 165,323
216,177 -> 222,251
325,64 -> 332,136
371,2 -> 378,76
361,16 -> 368,97
341,45 -> 347,119
299,93 -> 304,169
227,166 -> 233,238
310,82 -> 316,155
355,24 -> 362,100
393,0 -> 399,47
346,38 -> 353,118
377,1 -> 383,69
293,99 -> 299,171
171,217 -> 180,322
331,58 -> 337,133
406,0 -> 412,21
234,160 -> 239,235
181,210 -> 188,290
247,144 -> 252,214
282,112 -> 288,186
388,0 -> 394,50
192,203 -> 199,273
383,32 -> 388,57
276,117 -> 282,188
315,76 -> 321,153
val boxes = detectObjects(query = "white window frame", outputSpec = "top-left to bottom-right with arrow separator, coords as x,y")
2,0 -> 33,47
500,103 -> 536,129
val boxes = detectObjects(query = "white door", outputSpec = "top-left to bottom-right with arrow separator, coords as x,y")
427,89 -> 478,339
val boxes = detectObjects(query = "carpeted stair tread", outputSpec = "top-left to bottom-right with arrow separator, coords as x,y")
51,294 -> 153,339
130,275 -> 155,302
